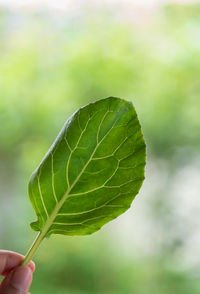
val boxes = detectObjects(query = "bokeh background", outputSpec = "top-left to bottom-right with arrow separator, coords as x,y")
0,0 -> 200,293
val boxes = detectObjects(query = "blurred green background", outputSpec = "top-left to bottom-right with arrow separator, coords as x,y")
0,1 -> 200,293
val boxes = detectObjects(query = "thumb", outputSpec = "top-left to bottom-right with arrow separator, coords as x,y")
1,266 -> 33,294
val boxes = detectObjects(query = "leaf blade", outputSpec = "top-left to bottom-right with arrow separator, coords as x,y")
29,97 -> 146,236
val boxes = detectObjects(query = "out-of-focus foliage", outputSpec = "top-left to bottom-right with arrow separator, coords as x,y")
0,2 -> 200,293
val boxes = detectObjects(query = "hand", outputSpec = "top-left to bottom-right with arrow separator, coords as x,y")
0,250 -> 35,294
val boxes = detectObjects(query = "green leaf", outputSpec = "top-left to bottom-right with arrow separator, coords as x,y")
29,97 -> 146,238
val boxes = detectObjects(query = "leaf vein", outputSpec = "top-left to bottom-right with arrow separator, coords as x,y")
51,153 -> 58,203
37,174 -> 49,218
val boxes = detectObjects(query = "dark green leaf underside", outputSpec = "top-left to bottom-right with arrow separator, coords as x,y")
28,97 -> 146,236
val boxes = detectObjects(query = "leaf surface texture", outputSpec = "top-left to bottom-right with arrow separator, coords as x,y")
29,97 -> 146,236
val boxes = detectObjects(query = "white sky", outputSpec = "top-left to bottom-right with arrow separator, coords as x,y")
0,0 -> 198,10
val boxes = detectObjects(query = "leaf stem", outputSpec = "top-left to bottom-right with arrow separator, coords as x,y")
21,231 -> 45,266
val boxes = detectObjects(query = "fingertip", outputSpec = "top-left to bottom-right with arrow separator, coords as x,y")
0,266 -> 33,293
28,261 -> 35,273
10,266 -> 33,292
